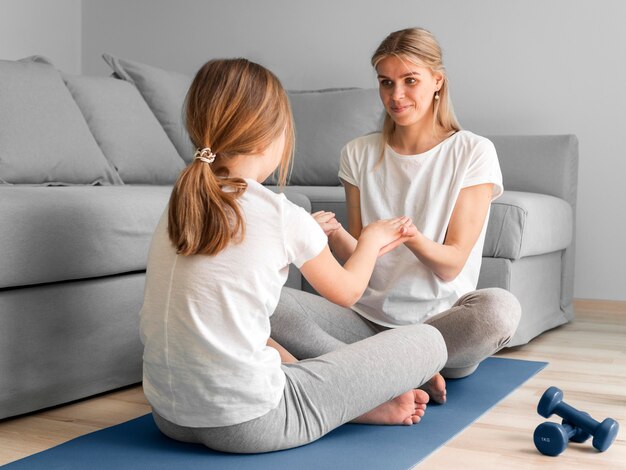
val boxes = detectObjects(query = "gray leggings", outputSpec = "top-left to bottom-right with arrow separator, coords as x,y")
153,287 -> 520,453
272,287 -> 521,378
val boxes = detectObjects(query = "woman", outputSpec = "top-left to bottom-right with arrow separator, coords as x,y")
271,27 -> 521,404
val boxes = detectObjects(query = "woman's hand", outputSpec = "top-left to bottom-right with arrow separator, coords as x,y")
312,211 -> 342,236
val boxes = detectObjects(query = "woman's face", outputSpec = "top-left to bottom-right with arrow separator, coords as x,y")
376,55 -> 442,129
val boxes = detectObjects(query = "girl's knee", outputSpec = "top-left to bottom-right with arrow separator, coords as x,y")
403,324 -> 448,368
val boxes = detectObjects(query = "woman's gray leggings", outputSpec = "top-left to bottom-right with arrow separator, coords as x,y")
153,287 -> 520,453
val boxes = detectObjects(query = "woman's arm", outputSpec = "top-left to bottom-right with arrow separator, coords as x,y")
344,181 -> 363,239
300,217 -> 412,307
316,180 -> 362,264
403,183 -> 494,282
311,211 -> 357,264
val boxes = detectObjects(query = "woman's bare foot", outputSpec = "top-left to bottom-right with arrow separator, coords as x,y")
419,373 -> 447,404
352,389 -> 429,425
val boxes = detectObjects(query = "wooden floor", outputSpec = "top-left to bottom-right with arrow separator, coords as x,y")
0,300 -> 624,469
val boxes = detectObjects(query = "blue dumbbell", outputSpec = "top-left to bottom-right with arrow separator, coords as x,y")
537,386 -> 619,452
534,419 -> 591,456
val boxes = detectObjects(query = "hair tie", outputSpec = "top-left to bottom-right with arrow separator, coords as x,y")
194,147 -> 216,164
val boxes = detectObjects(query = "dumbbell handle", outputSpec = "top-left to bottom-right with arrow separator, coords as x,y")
554,401 -> 599,433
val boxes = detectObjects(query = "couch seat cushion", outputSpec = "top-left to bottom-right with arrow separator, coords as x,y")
483,191 -> 573,260
0,186 -> 172,289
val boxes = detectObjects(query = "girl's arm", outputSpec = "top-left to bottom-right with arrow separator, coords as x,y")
334,181 -> 415,260
403,183 -> 494,282
300,217 -> 412,307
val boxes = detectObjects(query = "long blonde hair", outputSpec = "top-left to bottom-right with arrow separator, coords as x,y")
168,58 -> 294,256
371,27 -> 461,150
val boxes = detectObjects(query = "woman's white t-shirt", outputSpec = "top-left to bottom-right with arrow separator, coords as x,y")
140,179 -> 327,427
338,130 -> 503,327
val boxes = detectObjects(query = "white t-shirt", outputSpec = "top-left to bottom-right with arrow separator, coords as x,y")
140,179 -> 327,427
338,130 -> 503,327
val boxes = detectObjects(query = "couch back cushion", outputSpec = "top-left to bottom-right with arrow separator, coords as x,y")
285,89 -> 383,186
103,54 -> 195,163
0,57 -> 122,185
63,74 -> 186,184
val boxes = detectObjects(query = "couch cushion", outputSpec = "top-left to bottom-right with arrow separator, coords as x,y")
285,89 -> 383,186
0,186 -> 172,289
62,74 -> 186,184
102,54 -> 195,163
483,191 -> 573,260
0,57 -> 122,186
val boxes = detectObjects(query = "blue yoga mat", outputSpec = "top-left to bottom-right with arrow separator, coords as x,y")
3,357 -> 546,470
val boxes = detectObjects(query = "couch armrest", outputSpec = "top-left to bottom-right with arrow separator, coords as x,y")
488,135 -> 579,209
483,191 -> 573,260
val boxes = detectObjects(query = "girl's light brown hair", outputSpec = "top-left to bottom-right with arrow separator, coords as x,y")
371,28 -> 461,152
168,58 -> 294,256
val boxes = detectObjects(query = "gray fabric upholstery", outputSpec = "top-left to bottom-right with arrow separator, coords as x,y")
0,273 -> 144,419
488,134 -> 579,322
102,54 -> 194,162
484,191 -> 573,260
62,73 -> 185,184
0,186 -> 171,288
478,252 -> 567,346
0,57 -> 122,185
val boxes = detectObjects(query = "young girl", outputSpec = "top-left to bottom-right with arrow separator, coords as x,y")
139,58 -> 448,453
270,28 -> 521,404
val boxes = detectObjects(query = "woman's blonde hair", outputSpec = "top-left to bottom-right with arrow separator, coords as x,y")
371,27 -> 461,148
168,58 -> 294,256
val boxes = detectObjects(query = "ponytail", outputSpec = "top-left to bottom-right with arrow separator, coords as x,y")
168,160 -> 246,256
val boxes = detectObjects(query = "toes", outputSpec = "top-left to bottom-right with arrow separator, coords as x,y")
414,389 -> 430,404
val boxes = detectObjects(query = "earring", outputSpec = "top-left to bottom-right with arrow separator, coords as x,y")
434,91 -> 440,101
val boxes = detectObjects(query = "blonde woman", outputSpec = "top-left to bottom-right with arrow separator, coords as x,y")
140,58 -> 449,453
271,28 -> 521,404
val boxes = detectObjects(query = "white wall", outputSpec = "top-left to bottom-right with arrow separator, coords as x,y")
50,0 -> 626,301
0,0 -> 81,73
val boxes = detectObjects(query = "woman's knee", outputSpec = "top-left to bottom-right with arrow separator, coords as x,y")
473,288 -> 521,341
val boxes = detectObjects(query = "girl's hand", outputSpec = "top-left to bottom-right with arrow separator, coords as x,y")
312,211 -> 342,236
360,216 -> 413,249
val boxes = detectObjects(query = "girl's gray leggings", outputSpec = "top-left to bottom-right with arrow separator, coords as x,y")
153,287 -> 520,453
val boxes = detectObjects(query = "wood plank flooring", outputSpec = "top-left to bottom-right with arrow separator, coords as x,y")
1,299 -> 624,469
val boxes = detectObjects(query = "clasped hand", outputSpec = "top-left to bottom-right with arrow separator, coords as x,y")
312,211 -> 417,256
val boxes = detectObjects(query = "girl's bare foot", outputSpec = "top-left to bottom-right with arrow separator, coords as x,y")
352,389 -> 429,425
419,372 -> 447,404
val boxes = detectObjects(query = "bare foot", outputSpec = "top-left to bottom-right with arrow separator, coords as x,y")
419,373 -> 447,404
352,389 -> 429,425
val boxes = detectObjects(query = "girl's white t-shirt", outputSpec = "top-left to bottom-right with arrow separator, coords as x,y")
338,130 -> 503,327
140,179 -> 327,427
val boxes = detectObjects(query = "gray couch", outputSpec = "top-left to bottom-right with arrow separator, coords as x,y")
0,55 -> 577,420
